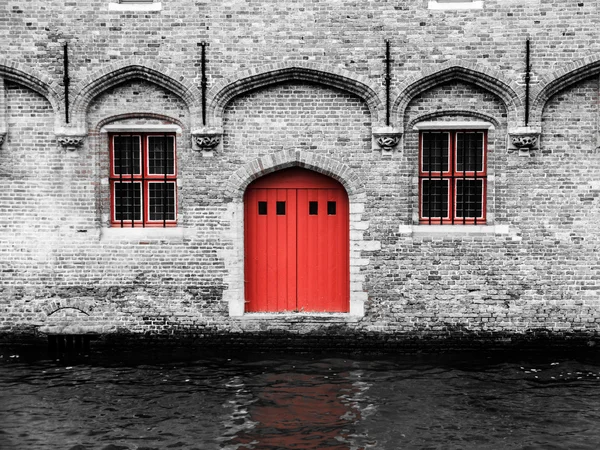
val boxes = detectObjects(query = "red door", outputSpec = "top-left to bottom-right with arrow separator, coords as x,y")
244,168 -> 349,312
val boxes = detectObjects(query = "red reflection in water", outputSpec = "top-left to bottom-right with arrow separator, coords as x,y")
229,371 -> 362,449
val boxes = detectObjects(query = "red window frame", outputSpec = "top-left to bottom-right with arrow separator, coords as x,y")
418,130 -> 487,224
109,133 -> 177,227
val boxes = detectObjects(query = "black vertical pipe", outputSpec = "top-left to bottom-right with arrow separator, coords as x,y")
525,38 -> 530,126
63,43 -> 70,124
200,42 -> 207,126
385,40 -> 391,127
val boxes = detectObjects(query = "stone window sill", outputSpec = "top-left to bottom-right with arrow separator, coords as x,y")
428,1 -> 483,10
100,227 -> 184,242
399,224 -> 514,238
108,2 -> 162,12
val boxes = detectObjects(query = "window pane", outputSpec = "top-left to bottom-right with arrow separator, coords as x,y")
258,201 -> 267,215
276,201 -> 286,215
113,136 -> 141,175
327,201 -> 337,215
422,179 -> 449,218
422,132 -> 449,172
456,132 -> 484,172
456,179 -> 483,218
309,201 -> 318,215
148,182 -> 176,221
148,136 -> 175,175
114,182 -> 142,221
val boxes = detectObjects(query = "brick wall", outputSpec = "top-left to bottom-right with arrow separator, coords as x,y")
1,0 -> 600,348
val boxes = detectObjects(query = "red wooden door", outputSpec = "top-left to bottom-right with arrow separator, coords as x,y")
244,168 -> 349,312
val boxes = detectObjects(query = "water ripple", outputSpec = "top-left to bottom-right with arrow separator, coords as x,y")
2,351 -> 600,449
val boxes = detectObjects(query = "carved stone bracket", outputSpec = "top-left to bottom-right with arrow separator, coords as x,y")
0,132 -> 6,147
56,128 -> 87,151
508,127 -> 541,156
373,126 -> 402,154
192,127 -> 223,154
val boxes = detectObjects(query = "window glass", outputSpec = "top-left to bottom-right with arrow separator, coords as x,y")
455,179 -> 484,219
455,132 -> 484,172
258,201 -> 267,215
148,182 -> 176,221
114,182 -> 142,222
421,180 -> 449,219
276,201 -> 286,215
113,136 -> 141,175
327,201 -> 337,216
421,132 -> 449,173
148,136 -> 175,175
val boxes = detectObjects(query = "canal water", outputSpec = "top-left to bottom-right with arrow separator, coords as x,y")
1,347 -> 600,450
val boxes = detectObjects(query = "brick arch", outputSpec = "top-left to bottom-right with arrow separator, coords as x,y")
208,62 -> 384,127
393,62 -> 521,129
0,59 -> 61,122
91,112 -> 186,134
47,307 -> 90,317
407,109 -> 500,130
71,60 -> 201,130
531,55 -> 600,126
42,298 -> 96,317
226,150 -> 364,201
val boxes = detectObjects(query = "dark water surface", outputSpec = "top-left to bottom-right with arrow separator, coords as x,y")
1,348 -> 600,450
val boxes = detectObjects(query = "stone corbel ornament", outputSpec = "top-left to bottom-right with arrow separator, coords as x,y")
508,127 -> 541,156
191,127 -> 223,156
372,126 -> 402,154
56,128 -> 87,151
0,131 -> 6,147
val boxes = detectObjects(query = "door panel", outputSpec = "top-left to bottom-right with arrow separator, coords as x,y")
244,188 -> 297,312
297,189 -> 348,312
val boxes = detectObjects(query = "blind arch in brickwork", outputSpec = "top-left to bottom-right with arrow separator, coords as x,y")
393,62 -> 522,130
531,55 -> 600,127
71,61 -> 201,131
0,59 -> 61,124
208,62 -> 384,127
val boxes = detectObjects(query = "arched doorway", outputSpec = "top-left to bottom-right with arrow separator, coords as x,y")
244,167 -> 350,312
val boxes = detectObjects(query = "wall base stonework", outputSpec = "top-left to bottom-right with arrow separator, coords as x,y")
2,329 -> 599,355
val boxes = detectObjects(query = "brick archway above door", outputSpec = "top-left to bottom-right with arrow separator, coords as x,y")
244,167 -> 350,313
